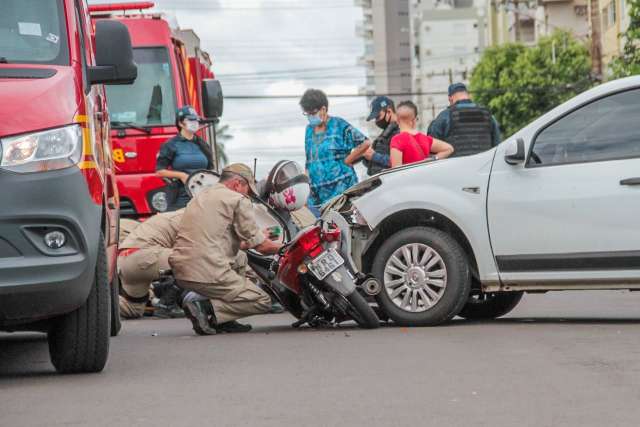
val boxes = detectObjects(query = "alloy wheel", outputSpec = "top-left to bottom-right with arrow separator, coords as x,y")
383,243 -> 448,313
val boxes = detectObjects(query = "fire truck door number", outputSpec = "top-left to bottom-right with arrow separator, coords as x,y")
113,149 -> 125,163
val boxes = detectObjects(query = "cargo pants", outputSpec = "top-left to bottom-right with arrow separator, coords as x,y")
177,252 -> 271,324
118,248 -> 171,319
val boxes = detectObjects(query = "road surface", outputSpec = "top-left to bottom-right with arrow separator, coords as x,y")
2,291 -> 640,426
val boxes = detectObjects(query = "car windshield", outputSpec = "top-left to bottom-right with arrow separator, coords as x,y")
0,0 -> 69,65
106,47 -> 177,128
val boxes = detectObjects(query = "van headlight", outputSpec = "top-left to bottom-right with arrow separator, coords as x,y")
0,125 -> 83,173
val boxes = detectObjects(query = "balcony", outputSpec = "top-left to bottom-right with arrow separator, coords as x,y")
355,22 -> 374,38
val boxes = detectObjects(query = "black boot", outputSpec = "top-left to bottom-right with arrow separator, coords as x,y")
216,321 -> 252,333
183,300 -> 217,336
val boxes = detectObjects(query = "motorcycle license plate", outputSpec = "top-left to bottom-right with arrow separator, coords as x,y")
308,249 -> 344,280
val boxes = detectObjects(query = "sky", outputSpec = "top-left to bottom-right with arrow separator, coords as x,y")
88,0 -> 370,178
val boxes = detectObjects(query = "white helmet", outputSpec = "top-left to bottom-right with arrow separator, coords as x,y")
265,161 -> 310,212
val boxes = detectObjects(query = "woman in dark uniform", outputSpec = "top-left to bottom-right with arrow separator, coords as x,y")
156,106 -> 213,210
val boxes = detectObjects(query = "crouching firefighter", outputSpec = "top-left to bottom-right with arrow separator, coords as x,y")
169,163 -> 283,335
118,210 -> 184,319
427,82 -> 502,157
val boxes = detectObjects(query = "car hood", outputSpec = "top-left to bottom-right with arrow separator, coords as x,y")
349,149 -> 497,227
0,66 -> 80,138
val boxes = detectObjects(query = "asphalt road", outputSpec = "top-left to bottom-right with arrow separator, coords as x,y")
2,291 -> 640,427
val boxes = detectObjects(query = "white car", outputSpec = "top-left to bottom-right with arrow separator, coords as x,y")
327,76 -> 640,326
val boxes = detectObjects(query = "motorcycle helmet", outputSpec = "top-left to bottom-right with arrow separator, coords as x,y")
265,160 -> 310,212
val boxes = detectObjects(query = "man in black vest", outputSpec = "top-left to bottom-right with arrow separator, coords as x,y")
428,83 -> 501,157
362,96 -> 400,176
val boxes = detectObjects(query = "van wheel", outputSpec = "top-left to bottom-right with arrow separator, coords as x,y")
110,275 -> 122,337
48,232 -> 110,373
458,292 -> 524,320
372,227 -> 471,326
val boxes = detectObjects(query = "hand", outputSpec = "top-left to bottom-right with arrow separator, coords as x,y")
240,241 -> 250,250
179,172 -> 189,184
363,147 -> 375,161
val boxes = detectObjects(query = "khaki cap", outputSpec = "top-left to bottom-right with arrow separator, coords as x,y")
222,163 -> 258,195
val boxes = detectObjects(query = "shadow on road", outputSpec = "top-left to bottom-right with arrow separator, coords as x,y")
0,333 -> 57,378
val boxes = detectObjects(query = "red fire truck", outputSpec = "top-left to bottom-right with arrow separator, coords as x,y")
89,2 -> 221,219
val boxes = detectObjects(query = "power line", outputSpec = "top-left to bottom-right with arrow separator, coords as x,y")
224,82 -> 593,99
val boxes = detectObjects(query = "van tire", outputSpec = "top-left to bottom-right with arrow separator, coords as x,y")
372,227 -> 471,326
458,292 -> 524,320
48,232 -> 110,373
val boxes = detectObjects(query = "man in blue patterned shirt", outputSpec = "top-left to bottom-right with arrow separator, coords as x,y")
300,89 -> 371,215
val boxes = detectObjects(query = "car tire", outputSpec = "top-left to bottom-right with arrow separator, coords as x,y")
48,232 -> 110,374
372,227 -> 471,326
110,274 -> 122,337
458,292 -> 524,320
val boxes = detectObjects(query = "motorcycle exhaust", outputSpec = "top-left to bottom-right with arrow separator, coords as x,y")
361,277 -> 381,296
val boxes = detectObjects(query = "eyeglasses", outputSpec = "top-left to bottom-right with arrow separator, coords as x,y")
302,106 -> 325,117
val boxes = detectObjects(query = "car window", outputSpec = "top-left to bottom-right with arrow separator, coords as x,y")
0,0 -> 69,65
529,89 -> 640,166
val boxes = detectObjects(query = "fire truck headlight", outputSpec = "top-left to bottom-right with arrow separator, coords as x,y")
151,191 -> 169,212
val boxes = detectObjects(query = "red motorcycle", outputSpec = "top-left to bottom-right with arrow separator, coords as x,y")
247,220 -> 379,329
186,170 -> 380,329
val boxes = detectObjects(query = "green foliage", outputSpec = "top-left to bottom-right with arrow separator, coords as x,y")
470,30 -> 592,137
215,123 -> 231,167
609,0 -> 640,78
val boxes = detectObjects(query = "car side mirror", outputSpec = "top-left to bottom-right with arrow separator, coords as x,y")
202,79 -> 224,119
504,138 -> 526,165
88,20 -> 137,85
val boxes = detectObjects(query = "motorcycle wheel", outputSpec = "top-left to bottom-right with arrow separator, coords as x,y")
345,292 -> 379,329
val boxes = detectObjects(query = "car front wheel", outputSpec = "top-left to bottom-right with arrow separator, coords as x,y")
372,227 -> 471,326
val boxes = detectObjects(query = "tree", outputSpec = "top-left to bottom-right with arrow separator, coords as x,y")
609,0 -> 640,78
470,31 -> 592,138
214,123 -> 231,167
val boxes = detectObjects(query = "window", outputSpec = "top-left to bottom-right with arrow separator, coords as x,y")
105,47 -> 177,126
0,0 -> 69,65
603,1 -> 617,29
621,0 -> 626,17
529,89 -> 640,167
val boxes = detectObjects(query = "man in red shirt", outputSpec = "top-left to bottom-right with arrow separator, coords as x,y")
390,101 -> 454,167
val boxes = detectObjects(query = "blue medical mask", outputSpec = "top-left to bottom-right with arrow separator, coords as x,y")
307,114 -> 322,127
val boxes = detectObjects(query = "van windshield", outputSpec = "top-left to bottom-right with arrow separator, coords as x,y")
106,47 -> 178,128
0,0 -> 69,65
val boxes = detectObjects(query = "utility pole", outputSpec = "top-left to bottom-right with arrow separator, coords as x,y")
514,0 -> 521,42
590,0 -> 603,77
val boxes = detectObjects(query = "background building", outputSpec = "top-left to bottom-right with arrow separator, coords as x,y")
356,0 -> 412,100
596,0 -> 632,68
411,0 -> 487,123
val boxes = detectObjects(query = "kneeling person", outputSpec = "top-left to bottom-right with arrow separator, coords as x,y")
118,210 -> 183,318
170,163 -> 282,335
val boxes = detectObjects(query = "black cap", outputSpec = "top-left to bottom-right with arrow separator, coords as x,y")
176,105 -> 199,122
367,96 -> 394,121
448,83 -> 468,97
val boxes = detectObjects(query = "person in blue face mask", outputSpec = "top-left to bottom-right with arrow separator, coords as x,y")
299,89 -> 371,216
156,106 -> 214,211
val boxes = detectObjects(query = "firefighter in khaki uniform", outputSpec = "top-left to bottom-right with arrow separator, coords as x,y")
118,210 -> 184,318
170,163 -> 282,335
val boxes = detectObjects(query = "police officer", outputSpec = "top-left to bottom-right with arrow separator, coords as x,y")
156,106 -> 214,211
169,163 -> 282,336
362,96 -> 400,175
427,83 -> 502,157
118,210 -> 183,319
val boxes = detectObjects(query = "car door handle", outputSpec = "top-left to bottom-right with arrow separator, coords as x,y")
620,177 -> 640,186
